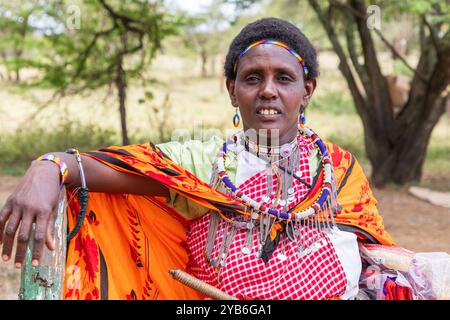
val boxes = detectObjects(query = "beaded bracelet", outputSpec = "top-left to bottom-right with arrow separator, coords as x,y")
37,154 -> 69,189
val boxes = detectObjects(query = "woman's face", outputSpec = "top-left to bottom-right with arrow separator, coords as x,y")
227,44 -> 316,145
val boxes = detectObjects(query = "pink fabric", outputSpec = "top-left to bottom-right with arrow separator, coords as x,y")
186,136 -> 347,300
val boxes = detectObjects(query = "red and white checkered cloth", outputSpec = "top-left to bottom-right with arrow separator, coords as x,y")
186,136 -> 347,300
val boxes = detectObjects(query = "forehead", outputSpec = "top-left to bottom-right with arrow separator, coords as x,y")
236,44 -> 301,73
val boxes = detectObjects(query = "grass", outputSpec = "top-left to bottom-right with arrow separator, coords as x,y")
0,119 -> 118,176
419,118 -> 450,191
309,91 -> 355,116
424,121 -> 450,173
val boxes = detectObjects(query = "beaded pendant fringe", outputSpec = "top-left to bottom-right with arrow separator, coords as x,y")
204,191 -> 340,267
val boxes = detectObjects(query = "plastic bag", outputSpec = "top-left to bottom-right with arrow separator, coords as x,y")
408,252 -> 450,300
357,244 -> 414,300
357,243 -> 450,300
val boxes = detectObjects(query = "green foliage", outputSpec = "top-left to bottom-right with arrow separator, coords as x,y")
263,0 -> 331,50
225,0 -> 260,11
135,91 -> 175,144
0,120 -> 118,176
381,0 -> 450,20
0,0 -> 187,145
175,0 -> 234,77
393,60 -> 414,78
423,135 -> 450,174
1,0 -> 184,90
324,132 -> 367,165
309,91 -> 355,115
0,1 -> 42,80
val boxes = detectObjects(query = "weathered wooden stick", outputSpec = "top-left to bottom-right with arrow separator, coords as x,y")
168,269 -> 238,300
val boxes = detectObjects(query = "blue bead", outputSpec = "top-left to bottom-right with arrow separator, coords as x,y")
300,113 -> 306,124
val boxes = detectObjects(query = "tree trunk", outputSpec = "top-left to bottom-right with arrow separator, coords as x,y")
369,99 -> 444,186
115,54 -> 129,146
200,48 -> 208,78
210,55 -> 216,76
0,52 -> 11,81
370,48 -> 449,186
13,14 -> 29,83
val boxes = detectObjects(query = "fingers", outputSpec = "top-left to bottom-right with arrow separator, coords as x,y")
1,199 -> 56,268
13,208 -> 35,268
0,200 -> 13,245
31,212 -> 48,267
0,164 -> 62,269
1,208 -> 22,265
45,209 -> 57,252
14,204 -> 52,268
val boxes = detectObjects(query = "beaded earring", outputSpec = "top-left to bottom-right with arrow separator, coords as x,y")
233,106 -> 240,128
299,107 -> 306,128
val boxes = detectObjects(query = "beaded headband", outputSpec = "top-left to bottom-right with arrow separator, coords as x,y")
233,39 -> 310,78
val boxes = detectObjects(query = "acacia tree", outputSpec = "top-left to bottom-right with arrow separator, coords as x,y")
31,0 -> 181,145
307,0 -> 449,187
228,0 -> 449,187
182,1 -> 229,78
0,2 -> 36,81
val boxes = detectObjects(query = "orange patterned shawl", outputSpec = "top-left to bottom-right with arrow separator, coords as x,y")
63,142 -> 394,300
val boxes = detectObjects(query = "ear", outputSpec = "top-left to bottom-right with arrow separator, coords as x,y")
226,78 -> 238,107
302,78 -> 317,109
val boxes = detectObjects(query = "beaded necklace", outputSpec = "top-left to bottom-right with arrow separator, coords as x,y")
243,133 -> 299,159
215,126 -> 335,221
206,126 -> 340,266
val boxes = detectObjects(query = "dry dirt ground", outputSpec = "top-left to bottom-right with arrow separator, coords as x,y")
0,175 -> 449,300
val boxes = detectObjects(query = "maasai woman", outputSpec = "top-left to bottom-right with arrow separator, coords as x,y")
0,18 -> 393,300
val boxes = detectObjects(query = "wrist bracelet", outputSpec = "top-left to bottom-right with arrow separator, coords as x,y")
36,154 -> 69,189
65,148 -> 89,242
65,148 -> 87,189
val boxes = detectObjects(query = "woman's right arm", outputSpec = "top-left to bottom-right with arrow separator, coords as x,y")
0,152 -> 169,269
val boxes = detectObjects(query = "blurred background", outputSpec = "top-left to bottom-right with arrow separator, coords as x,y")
0,0 -> 449,299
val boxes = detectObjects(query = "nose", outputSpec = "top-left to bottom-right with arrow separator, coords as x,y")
259,78 -> 278,100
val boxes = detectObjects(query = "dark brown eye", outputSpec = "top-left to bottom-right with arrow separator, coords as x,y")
245,75 -> 260,83
278,75 -> 293,82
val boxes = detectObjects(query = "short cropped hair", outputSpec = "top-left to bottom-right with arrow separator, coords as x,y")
224,17 -> 319,80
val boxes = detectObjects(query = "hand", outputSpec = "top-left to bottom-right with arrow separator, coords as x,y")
0,160 -> 61,268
